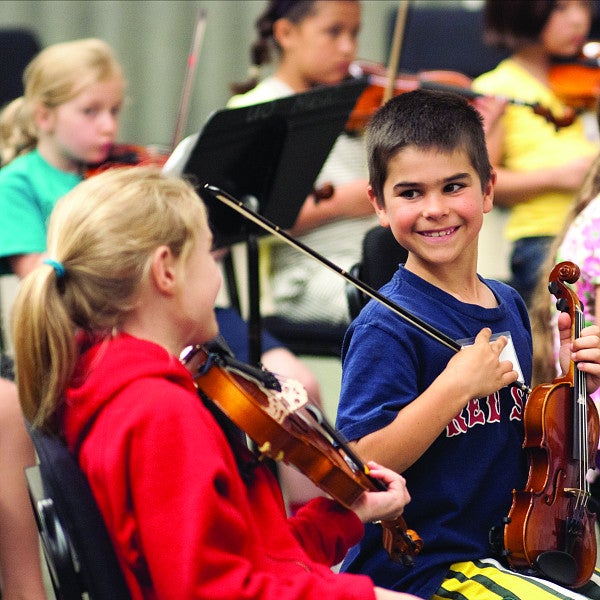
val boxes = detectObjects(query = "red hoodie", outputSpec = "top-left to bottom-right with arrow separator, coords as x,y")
62,333 -> 376,600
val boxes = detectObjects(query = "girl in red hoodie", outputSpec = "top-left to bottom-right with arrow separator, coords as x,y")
12,166 -> 420,600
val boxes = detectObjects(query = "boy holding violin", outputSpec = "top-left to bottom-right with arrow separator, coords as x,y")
335,89 -> 600,600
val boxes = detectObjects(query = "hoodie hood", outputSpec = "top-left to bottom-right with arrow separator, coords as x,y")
63,332 -> 195,454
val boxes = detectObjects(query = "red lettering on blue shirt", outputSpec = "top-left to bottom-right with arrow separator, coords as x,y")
445,388 -> 525,437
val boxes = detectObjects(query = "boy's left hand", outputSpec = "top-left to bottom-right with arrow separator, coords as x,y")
557,311 -> 600,394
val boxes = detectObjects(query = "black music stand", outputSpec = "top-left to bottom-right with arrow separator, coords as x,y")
165,77 -> 367,365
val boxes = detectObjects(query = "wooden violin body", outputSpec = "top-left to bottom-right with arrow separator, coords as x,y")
549,62 -> 600,112
182,343 -> 423,564
503,262 -> 599,588
549,42 -> 600,112
85,143 -> 169,178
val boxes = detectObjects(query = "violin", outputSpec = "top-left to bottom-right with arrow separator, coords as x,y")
549,57 -> 600,112
548,39 -> 600,111
181,343 -> 423,565
503,261 -> 599,588
347,60 -> 576,132
84,143 -> 169,178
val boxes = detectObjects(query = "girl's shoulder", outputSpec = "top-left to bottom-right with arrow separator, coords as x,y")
227,77 -> 294,108
0,148 -> 38,173
473,58 -> 538,94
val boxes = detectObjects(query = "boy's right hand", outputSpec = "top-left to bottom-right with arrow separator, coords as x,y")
445,328 -> 518,401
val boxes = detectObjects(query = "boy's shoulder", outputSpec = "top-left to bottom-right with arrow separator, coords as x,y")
352,270 -> 528,336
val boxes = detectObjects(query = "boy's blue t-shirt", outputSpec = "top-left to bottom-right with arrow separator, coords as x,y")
336,266 -> 532,599
0,149 -> 82,275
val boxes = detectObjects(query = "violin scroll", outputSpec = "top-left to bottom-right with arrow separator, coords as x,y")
312,182 -> 334,202
549,261 -> 581,317
381,516 -> 423,566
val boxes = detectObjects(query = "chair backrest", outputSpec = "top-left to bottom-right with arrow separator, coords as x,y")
347,226 -> 408,321
0,28 -> 41,109
390,5 -> 510,79
26,425 -> 131,600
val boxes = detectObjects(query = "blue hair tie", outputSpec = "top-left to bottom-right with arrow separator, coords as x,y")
43,258 -> 66,279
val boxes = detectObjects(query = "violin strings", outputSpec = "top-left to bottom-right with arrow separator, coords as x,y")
574,307 -> 589,513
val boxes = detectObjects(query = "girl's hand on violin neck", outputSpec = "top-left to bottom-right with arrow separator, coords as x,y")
444,328 -> 518,401
349,461 -> 410,524
558,312 -> 600,393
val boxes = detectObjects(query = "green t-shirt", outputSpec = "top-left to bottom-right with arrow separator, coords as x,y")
0,149 -> 82,275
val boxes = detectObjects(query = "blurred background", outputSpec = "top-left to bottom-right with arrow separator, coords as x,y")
1,0 -> 409,147
0,0 -> 518,280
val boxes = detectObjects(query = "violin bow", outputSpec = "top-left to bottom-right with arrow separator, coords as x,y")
204,184 -> 531,395
383,0 -> 409,104
170,8 -> 207,151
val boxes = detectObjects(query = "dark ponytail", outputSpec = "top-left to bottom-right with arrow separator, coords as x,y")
230,0 -> 317,95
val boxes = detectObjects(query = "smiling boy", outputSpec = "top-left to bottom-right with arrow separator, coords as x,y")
335,89 -> 600,600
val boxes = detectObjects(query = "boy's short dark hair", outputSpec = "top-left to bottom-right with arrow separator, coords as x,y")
366,89 -> 492,205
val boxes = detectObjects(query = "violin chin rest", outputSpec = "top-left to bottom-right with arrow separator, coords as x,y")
534,551 -> 577,586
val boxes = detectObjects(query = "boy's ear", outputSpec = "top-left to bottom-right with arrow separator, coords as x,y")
368,185 -> 390,227
482,169 -> 497,214
150,245 -> 177,295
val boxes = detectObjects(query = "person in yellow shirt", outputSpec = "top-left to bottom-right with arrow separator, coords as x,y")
473,0 -> 598,307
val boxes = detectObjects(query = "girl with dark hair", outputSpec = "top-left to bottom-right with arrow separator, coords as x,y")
229,0 -> 378,327
473,0 -> 598,307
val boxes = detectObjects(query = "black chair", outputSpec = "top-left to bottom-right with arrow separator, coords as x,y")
347,226 -> 408,320
261,315 -> 347,357
25,425 -> 131,600
0,28 -> 41,109
389,5 -> 509,79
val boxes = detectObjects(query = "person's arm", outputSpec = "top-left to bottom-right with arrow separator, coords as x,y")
9,253 -> 45,279
491,156 -> 594,208
290,179 -> 373,236
94,383 -> 377,600
0,379 -> 47,600
479,108 -> 595,209
351,328 -> 517,474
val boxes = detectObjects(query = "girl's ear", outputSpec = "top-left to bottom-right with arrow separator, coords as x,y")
273,17 -> 295,50
34,103 -> 55,133
150,246 -> 177,295
368,185 -> 390,228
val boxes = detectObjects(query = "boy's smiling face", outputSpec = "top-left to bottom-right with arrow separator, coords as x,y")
369,146 -> 495,276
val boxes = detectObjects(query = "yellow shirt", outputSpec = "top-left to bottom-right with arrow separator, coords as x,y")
473,59 -> 597,241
